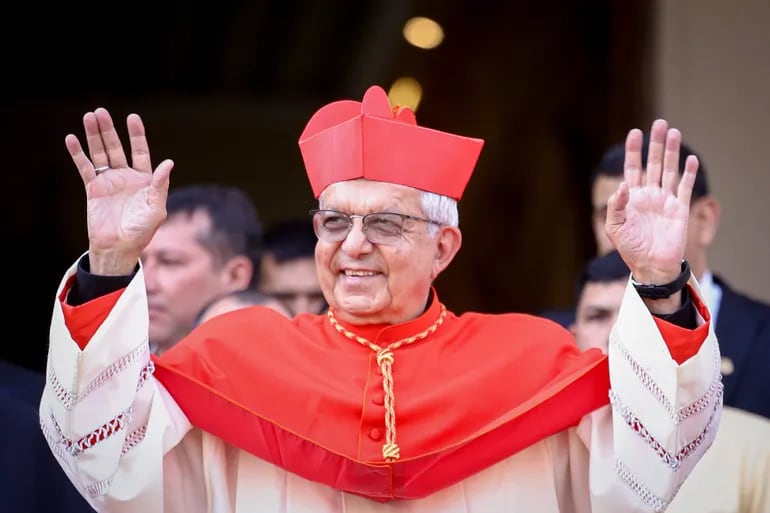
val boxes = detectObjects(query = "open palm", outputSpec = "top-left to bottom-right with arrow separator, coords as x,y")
66,109 -> 174,263
605,119 -> 699,285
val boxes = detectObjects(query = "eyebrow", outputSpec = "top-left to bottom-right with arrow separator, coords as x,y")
583,305 -> 614,313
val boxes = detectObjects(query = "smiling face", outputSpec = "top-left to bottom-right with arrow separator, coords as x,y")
314,179 -> 461,325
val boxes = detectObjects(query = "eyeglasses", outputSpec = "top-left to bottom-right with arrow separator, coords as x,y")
309,209 -> 442,245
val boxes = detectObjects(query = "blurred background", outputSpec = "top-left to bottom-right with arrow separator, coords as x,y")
2,0 -> 768,372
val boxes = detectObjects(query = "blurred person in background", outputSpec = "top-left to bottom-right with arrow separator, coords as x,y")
1,358 -> 45,407
1,359 -> 94,512
259,219 -> 326,316
139,183 -> 263,354
2,390 -> 94,513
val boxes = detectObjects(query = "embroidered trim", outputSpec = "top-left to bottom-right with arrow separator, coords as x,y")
40,413 -> 73,468
42,411 -> 146,498
136,361 -> 155,391
50,408 -> 133,457
615,460 -> 669,512
48,343 -> 150,410
609,389 -> 721,470
48,366 -> 77,410
85,477 -> 112,498
610,329 -> 723,424
121,425 -> 147,455
678,354 -> 723,421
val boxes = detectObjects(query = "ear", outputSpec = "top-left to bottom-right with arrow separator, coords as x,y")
430,226 -> 462,279
690,196 -> 721,247
221,255 -> 254,290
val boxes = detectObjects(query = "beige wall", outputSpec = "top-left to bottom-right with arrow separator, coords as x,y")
655,0 -> 770,302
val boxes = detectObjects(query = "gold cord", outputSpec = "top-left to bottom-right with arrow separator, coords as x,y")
327,304 -> 447,462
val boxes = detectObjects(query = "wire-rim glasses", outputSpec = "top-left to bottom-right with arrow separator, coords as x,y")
309,209 -> 442,245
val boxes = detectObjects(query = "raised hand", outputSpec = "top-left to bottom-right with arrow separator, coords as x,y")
66,108 -> 174,275
605,119 -> 699,299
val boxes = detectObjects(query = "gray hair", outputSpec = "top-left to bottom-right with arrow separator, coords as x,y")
419,191 -> 458,234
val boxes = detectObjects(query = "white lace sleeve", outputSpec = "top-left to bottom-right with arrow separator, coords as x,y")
39,257 -> 195,512
581,277 -> 722,513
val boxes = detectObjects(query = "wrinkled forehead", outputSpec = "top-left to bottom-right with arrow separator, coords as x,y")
319,179 -> 423,213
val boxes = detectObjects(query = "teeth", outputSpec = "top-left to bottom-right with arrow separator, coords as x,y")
344,270 -> 377,277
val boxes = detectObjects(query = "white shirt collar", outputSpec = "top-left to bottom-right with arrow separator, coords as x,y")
699,270 -> 722,327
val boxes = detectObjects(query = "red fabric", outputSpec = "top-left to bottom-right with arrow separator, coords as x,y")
155,294 -> 611,500
156,350 -> 608,500
298,86 -> 484,200
59,275 -> 125,350
653,284 -> 711,365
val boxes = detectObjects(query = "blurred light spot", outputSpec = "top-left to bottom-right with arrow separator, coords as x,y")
388,77 -> 423,112
403,17 -> 444,50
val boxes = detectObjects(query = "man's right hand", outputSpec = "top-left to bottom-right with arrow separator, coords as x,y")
66,108 -> 174,276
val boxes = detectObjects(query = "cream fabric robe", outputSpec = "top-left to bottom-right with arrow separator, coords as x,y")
40,260 -> 722,513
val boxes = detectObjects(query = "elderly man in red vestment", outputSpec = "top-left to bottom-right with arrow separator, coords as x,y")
40,85 -> 720,512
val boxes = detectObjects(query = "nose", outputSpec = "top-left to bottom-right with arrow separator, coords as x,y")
340,217 -> 373,256
142,259 -> 160,292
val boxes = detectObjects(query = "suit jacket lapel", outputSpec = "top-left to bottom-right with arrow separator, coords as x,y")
713,275 -> 758,402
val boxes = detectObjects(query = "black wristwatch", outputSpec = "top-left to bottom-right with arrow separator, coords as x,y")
631,260 -> 691,300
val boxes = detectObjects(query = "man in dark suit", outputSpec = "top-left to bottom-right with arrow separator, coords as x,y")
1,382 -> 94,512
0,358 -> 45,406
587,136 -> 770,419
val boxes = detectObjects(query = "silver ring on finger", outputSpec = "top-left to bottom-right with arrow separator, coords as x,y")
94,166 -> 110,175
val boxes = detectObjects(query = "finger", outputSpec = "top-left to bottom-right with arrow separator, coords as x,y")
127,113 -> 152,173
94,108 -> 129,169
605,180 -> 629,230
83,111 -> 110,169
661,128 -> 682,195
624,129 -> 643,188
148,159 -> 174,208
151,159 -> 174,190
677,155 -> 699,207
66,133 -> 99,184
645,119 -> 668,187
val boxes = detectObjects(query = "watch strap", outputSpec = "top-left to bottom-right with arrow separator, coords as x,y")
631,260 -> 691,300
